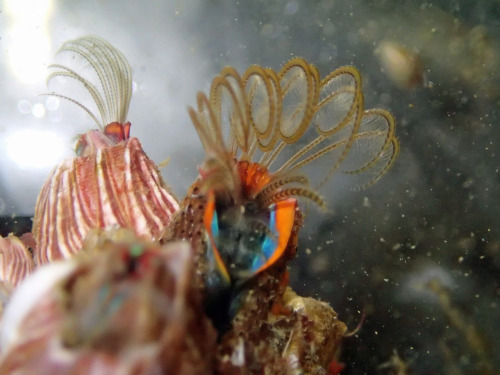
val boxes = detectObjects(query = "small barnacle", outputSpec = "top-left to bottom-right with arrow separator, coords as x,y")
375,40 -> 424,90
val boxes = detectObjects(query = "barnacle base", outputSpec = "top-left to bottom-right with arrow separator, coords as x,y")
217,279 -> 347,375
165,180 -> 347,374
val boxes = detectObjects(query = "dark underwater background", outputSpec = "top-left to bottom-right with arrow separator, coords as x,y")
1,1 -> 498,373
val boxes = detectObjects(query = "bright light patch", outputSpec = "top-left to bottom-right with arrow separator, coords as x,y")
32,103 -> 46,118
5,0 -> 53,22
5,0 -> 53,85
17,99 -> 32,114
7,25 -> 51,85
6,129 -> 65,170
45,96 -> 60,111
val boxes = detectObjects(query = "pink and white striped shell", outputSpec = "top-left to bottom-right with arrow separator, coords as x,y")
0,236 -> 216,374
32,36 -> 179,264
0,234 -> 35,287
33,134 -> 179,264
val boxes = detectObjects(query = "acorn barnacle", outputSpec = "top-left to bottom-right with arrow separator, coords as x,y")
165,58 -> 399,326
0,234 -> 216,374
32,36 -> 179,264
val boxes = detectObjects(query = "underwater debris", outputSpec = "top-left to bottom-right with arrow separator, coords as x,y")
378,350 -> 412,375
425,277 -> 493,374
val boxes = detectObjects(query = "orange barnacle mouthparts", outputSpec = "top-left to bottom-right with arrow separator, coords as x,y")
33,36 -> 179,265
165,58 -> 399,327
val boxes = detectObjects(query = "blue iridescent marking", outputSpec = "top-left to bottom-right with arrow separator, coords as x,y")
207,210 -> 220,269
251,206 -> 278,272
210,209 -> 219,237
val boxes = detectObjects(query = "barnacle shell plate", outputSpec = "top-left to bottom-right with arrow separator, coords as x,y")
33,137 -> 179,264
0,234 -> 35,287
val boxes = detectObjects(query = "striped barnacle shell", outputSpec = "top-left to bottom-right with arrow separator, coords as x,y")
0,236 -> 216,374
0,282 -> 12,323
0,234 -> 35,288
33,36 -> 179,264
34,136 -> 179,264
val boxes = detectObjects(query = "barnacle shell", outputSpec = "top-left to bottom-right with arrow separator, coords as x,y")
280,288 -> 347,369
163,180 -> 215,290
0,283 -> 13,323
0,236 -> 216,374
216,276 -> 346,374
0,234 -> 35,287
33,136 -> 179,264
32,36 -> 179,264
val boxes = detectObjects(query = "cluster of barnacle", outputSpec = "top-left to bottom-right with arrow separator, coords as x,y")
0,36 -> 398,374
